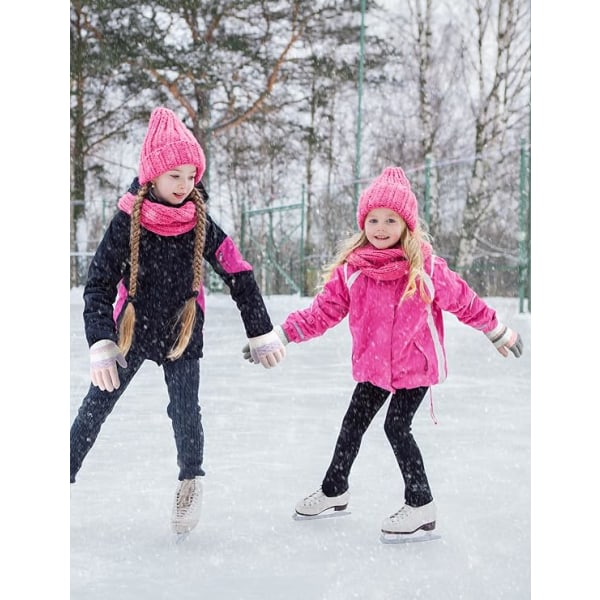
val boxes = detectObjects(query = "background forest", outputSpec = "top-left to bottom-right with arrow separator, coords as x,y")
70,0 -> 531,302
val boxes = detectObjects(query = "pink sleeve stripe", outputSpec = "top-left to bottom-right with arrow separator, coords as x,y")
113,280 -> 128,323
215,237 -> 252,273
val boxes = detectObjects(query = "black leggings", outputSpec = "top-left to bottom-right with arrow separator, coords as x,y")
321,382 -> 433,507
70,354 -> 205,483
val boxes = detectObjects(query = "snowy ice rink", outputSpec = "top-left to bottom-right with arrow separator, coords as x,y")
70,290 -> 530,599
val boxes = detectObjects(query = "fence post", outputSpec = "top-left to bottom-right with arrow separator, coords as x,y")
301,184 -> 306,295
424,155 -> 432,230
240,201 -> 246,255
518,138 -> 530,313
353,0 -> 366,213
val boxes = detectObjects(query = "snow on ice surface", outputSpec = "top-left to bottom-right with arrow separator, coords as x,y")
70,289 -> 531,600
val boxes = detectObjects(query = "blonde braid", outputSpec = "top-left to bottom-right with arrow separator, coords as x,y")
118,184 -> 147,356
167,188 -> 207,360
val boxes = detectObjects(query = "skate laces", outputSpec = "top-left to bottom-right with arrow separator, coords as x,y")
176,479 -> 199,516
389,505 -> 413,522
303,488 -> 325,506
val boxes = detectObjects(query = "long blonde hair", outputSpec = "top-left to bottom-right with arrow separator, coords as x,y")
118,184 -> 207,360
319,218 -> 433,303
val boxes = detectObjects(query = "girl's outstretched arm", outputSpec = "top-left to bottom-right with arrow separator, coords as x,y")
280,266 -> 350,344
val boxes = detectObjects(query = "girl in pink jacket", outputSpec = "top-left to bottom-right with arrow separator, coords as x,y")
244,166 -> 523,539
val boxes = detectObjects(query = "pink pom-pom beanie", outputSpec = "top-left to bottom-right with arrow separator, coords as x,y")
138,107 -> 206,185
356,166 -> 418,231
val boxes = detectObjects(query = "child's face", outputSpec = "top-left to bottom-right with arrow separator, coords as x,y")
364,207 -> 406,249
152,165 -> 197,205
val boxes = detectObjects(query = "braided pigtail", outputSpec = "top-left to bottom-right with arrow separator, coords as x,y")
118,184 -> 147,356
167,188 -> 207,360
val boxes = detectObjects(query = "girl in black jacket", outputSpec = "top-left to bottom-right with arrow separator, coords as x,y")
70,107 -> 285,536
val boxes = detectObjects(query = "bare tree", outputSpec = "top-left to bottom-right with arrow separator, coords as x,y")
454,0 -> 530,275
71,0 -> 530,297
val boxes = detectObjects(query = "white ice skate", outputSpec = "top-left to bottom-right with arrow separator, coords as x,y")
293,487 -> 351,520
380,501 -> 440,544
171,477 -> 203,538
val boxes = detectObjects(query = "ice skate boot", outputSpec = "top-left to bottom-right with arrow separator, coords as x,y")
171,476 -> 203,536
380,501 -> 439,544
294,487 -> 350,519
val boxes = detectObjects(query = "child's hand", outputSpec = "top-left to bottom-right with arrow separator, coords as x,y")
90,339 -> 128,391
485,323 -> 523,358
243,326 -> 288,368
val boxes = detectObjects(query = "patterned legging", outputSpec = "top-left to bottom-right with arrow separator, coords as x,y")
321,382 -> 433,507
70,354 -> 205,483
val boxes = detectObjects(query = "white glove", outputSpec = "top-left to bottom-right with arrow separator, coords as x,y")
485,323 -> 523,358
243,326 -> 288,368
90,339 -> 128,392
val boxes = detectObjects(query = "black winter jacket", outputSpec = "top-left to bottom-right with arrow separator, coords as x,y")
83,179 -> 273,364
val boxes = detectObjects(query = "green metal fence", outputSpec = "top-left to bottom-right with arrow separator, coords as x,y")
71,146 -> 530,313
240,144 -> 530,311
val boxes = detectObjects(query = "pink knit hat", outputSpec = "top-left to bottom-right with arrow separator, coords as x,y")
356,166 -> 418,231
138,107 -> 206,185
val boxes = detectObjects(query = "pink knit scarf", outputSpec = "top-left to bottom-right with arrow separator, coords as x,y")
117,192 -> 197,236
346,243 -> 432,281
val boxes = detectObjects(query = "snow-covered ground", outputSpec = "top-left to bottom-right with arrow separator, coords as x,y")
69,289 -> 531,599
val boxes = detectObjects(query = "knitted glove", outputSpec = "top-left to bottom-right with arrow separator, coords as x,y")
90,339 -> 128,392
243,326 -> 288,368
485,323 -> 523,358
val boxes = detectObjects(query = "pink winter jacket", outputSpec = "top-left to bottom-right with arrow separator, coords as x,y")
281,255 -> 499,392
